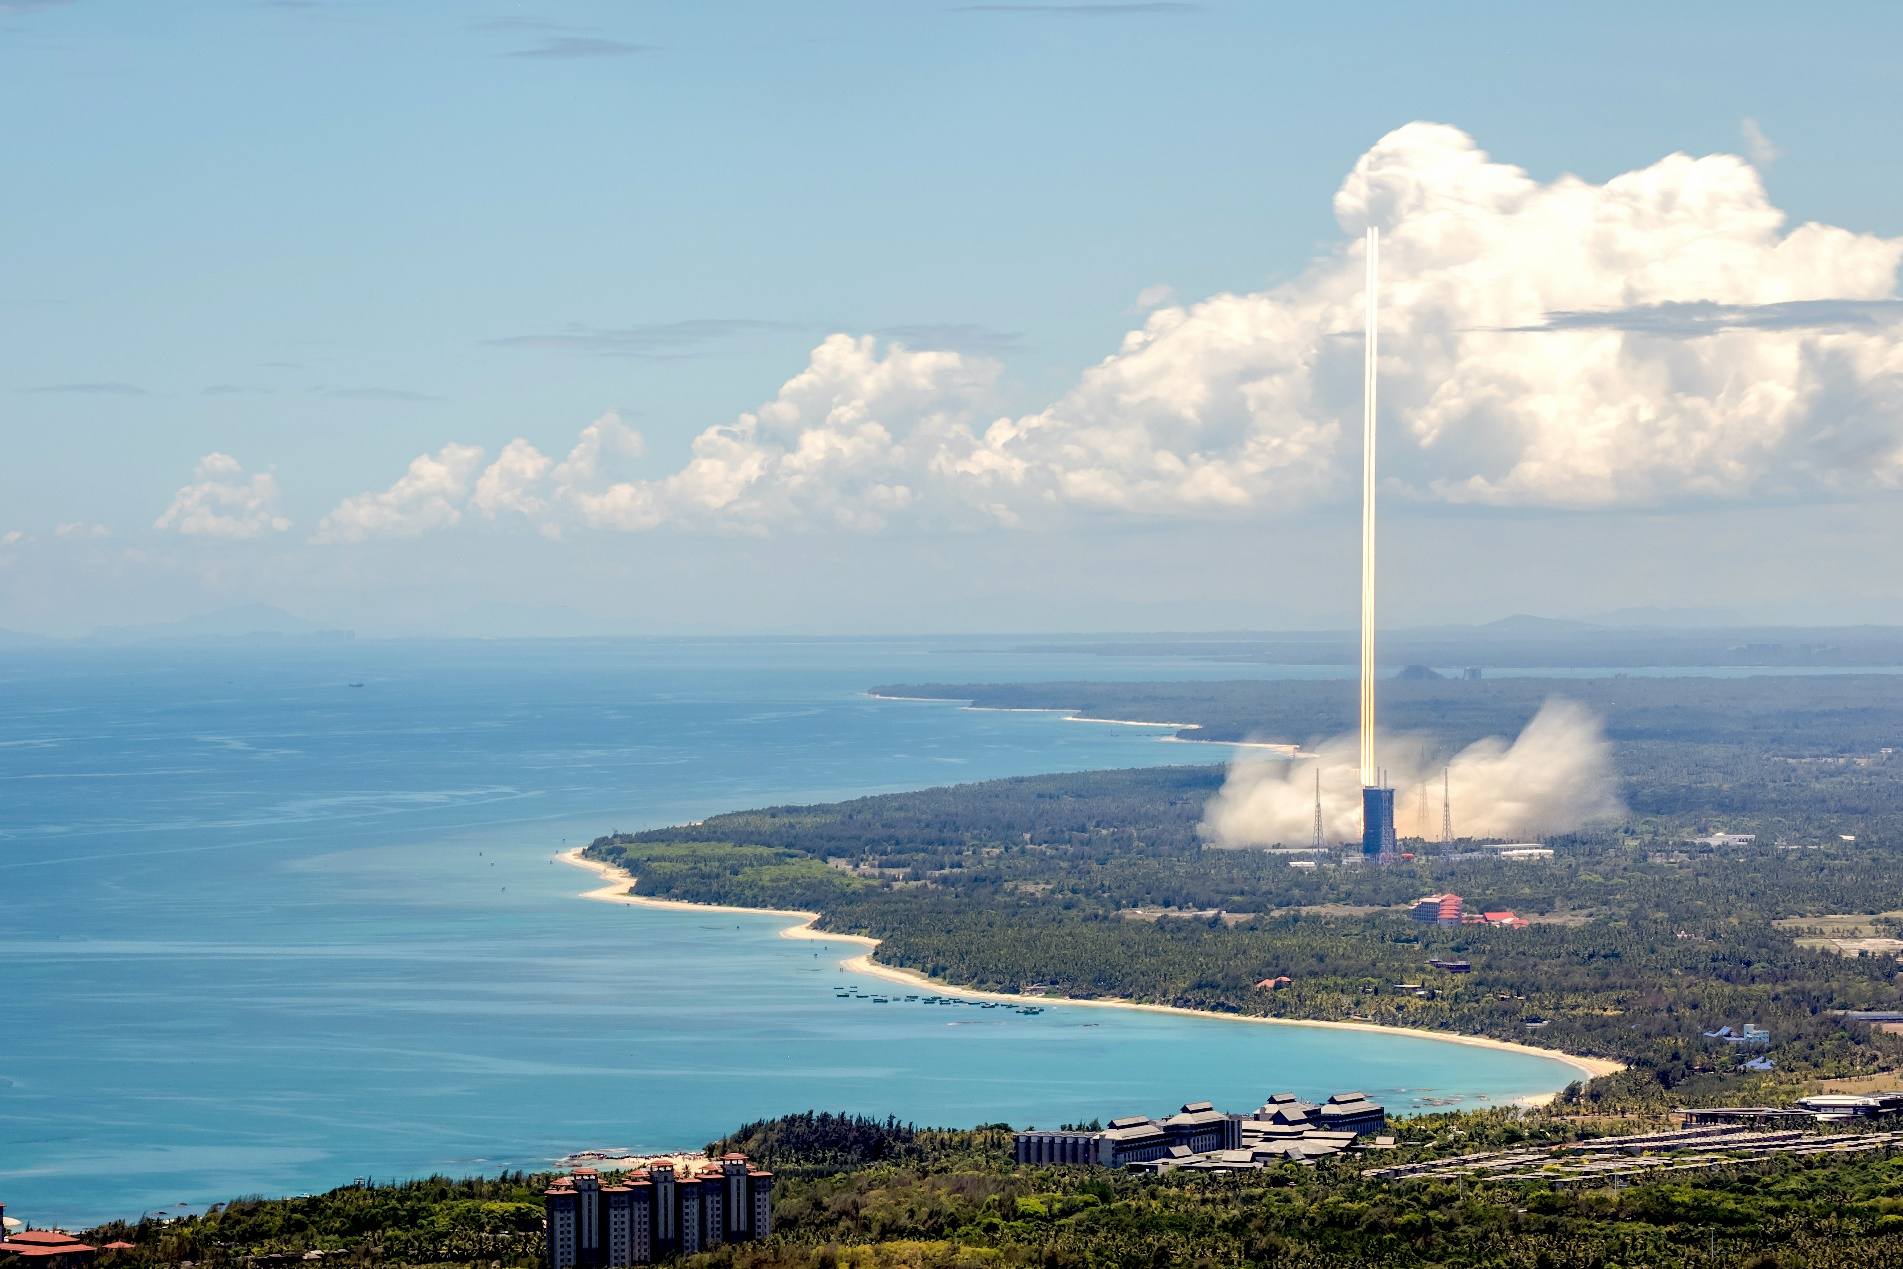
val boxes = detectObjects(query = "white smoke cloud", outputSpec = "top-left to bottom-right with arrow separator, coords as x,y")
1199,698 -> 1624,848
155,454 -> 290,540
290,123 -> 1903,542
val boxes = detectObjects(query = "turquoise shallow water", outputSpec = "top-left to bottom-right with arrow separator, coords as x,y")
0,639 -> 1580,1227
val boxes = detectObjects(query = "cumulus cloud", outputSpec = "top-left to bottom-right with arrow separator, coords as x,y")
989,120 -> 1903,515
462,411 -> 647,524
155,454 -> 291,540
333,344 -> 988,538
470,439 -> 554,519
256,124 -> 1903,541
312,443 -> 484,543
2,529 -> 28,547
623,123 -> 1902,524
1199,699 -> 1624,848
569,336 -> 991,533
550,410 -> 645,486
322,337 -> 993,539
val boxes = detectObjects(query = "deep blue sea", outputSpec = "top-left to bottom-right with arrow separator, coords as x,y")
0,639 -> 1581,1227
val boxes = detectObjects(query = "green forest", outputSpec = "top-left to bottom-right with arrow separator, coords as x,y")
83,1112 -> 1903,1268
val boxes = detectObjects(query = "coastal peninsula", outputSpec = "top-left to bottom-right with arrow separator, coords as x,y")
571,700 -> 1903,1118
561,846 -> 1622,1088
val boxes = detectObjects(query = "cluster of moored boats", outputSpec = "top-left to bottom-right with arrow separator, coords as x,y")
834,983 -> 1045,1015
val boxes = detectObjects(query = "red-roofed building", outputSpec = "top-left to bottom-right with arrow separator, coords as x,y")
1409,894 -> 1464,925
0,1230 -> 97,1266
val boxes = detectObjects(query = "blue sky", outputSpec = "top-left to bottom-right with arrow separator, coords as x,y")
4,1 -> 1903,635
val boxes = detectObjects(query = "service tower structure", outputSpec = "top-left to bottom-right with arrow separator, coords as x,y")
1359,227 -> 1398,862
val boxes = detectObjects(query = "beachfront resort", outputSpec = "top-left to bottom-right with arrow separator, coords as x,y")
1014,1091 -> 1390,1172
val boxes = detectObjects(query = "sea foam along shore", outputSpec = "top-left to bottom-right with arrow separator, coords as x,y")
559,848 -> 1624,1094
863,692 -> 1300,754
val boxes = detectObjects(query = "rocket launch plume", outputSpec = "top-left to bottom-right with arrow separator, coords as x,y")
1360,226 -> 1378,788
1199,698 -> 1624,848
1201,232 -> 1624,854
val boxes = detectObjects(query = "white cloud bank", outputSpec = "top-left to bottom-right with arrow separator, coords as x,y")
312,443 -> 484,543
308,122 -> 1903,542
155,454 -> 290,539
1199,699 -> 1625,848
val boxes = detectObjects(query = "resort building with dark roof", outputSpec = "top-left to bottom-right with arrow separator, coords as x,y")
1015,1092 -> 1388,1172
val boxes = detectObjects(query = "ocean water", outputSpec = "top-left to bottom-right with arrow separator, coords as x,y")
0,639 -> 1580,1227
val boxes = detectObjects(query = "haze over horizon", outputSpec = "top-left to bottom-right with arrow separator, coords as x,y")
6,2 -> 1903,636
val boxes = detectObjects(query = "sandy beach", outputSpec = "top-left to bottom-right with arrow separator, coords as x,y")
560,848 -> 1624,1088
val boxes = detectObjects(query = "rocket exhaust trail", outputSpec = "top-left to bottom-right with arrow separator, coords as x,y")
1199,234 -> 1624,854
1358,227 -> 1397,862
1359,227 -> 1378,789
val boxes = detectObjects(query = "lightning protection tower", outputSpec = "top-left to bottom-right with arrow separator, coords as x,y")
1312,767 -> 1324,851
1441,767 -> 1453,843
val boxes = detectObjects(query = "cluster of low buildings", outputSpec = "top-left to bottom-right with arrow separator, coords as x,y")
1702,1023 -> 1771,1048
1014,1092 -> 1389,1173
1443,844 -> 1553,863
1408,894 -> 1529,929
0,1205 -> 131,1266
1370,1122 -> 1903,1187
544,1155 -> 772,1269
1677,1092 -> 1903,1127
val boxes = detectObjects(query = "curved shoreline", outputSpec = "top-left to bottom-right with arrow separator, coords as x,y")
559,848 -> 1624,1090
863,692 -> 1300,754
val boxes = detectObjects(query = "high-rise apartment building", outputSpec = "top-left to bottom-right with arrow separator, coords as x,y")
545,1155 -> 772,1269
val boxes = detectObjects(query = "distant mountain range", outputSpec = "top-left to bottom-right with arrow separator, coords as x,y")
0,606 -> 1897,648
